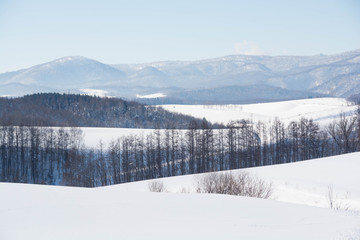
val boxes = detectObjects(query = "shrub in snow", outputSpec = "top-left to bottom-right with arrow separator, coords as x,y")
327,184 -> 351,211
195,171 -> 272,199
148,180 -> 167,192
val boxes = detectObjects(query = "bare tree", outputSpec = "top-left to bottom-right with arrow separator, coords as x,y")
327,114 -> 357,154
108,139 -> 121,184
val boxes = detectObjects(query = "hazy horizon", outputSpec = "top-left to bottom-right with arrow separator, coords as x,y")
2,48 -> 360,74
1,0 -> 359,73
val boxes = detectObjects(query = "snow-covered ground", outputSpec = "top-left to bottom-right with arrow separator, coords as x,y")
159,97 -> 357,126
80,127 -> 154,148
124,152 -> 360,211
80,88 -> 109,97
1,153 -> 360,240
136,92 -> 166,98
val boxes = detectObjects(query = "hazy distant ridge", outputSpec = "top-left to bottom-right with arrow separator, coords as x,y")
1,50 -> 359,103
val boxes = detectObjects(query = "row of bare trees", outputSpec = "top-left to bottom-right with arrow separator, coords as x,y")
0,126 -> 83,184
0,114 -> 359,187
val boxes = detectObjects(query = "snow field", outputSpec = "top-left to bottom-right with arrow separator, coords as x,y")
1,153 -> 360,240
159,97 -> 357,126
115,152 -> 360,211
80,127 -> 155,148
1,98 -> 359,239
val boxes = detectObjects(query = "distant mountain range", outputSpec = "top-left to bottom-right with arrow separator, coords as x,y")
1,50 -> 360,104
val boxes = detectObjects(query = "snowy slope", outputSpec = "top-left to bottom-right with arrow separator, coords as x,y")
159,97 -> 357,126
1,153 -> 360,240
123,152 -> 360,211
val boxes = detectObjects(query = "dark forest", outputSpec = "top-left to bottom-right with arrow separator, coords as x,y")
0,93 -> 216,129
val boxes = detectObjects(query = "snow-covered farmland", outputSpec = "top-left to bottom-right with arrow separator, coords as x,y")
80,127 -> 154,148
79,98 -> 357,148
1,153 -> 360,240
159,97 -> 357,126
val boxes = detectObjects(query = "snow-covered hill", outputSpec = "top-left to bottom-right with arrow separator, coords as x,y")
0,56 -> 126,95
159,97 -> 357,126
1,153 -> 359,240
124,152 -> 360,211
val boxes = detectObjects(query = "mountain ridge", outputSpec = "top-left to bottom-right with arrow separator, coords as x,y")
1,49 -> 360,103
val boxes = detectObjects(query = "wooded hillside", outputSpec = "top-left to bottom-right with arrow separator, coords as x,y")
0,93 -> 212,129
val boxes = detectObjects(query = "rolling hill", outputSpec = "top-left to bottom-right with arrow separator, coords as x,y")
158,97 -> 357,126
0,152 -> 359,240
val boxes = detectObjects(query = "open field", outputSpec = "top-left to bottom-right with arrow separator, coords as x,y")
159,97 -> 357,126
1,152 -> 359,240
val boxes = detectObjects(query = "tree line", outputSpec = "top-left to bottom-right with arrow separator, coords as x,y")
0,113 -> 358,187
0,93 -> 217,129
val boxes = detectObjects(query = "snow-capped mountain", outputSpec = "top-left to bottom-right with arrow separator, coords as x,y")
0,56 -> 126,94
1,50 -> 359,103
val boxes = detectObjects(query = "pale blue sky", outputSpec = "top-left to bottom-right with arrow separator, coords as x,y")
0,0 -> 359,73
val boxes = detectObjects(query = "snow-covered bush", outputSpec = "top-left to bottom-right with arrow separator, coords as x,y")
195,171 -> 272,199
148,180 -> 167,192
